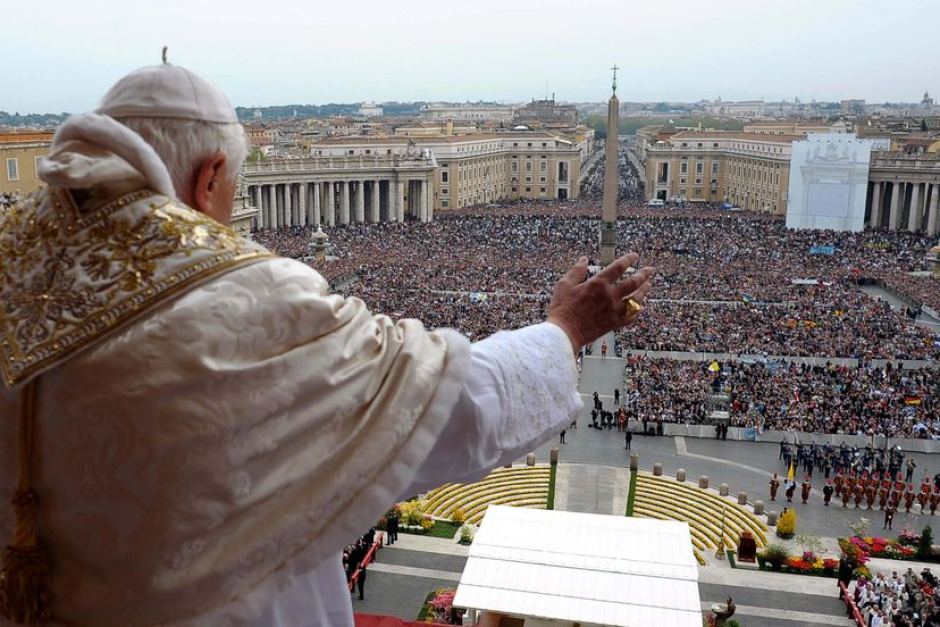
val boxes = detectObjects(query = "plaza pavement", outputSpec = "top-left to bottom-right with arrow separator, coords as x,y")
361,332 -> 940,624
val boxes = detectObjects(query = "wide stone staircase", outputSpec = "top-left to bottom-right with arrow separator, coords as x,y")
423,465 -> 550,525
632,472 -> 769,563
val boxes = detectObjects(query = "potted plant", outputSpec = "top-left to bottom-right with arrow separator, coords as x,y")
761,544 -> 789,571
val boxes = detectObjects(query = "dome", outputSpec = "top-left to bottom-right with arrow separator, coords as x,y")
512,125 -> 529,131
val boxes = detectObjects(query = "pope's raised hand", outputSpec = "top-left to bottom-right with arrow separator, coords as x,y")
547,253 -> 655,354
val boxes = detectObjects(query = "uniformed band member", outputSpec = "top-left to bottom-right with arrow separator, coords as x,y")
769,473 -> 781,501
823,480 -> 834,506
801,476 -> 812,504
785,480 -> 796,503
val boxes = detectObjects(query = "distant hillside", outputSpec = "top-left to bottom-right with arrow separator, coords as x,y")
0,111 -> 69,127
585,115 -> 745,138
235,101 -> 427,121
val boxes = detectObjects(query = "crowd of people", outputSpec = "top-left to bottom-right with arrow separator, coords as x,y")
579,140 -> 645,205
852,567 -> 940,626
343,527 -> 380,601
249,190 -> 939,440
251,209 -> 939,359
621,357 -> 938,438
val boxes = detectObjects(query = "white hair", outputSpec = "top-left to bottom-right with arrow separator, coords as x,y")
114,117 -> 247,197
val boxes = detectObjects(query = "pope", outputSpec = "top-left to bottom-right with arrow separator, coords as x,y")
0,59 -> 655,626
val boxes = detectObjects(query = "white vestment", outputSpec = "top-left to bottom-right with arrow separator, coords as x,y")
0,253 -> 580,626
0,113 -> 582,626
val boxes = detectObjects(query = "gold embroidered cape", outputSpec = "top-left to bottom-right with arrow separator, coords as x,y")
0,187 -> 273,388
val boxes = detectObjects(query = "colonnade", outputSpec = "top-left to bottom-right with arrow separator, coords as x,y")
246,178 -> 434,229
867,180 -> 940,235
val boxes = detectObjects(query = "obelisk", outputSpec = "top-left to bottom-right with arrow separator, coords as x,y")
599,65 -> 620,265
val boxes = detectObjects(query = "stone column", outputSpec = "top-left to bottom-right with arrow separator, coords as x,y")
339,181 -> 350,224
889,182 -> 902,230
422,179 -> 432,222
371,180 -> 380,222
285,183 -> 294,226
870,181 -> 882,228
928,183 -> 940,236
312,182 -> 321,227
298,183 -> 307,227
325,182 -> 335,226
266,184 -> 276,228
908,182 -> 922,232
355,181 -> 365,223
395,180 -> 405,222
252,186 -> 262,228
427,178 -> 434,222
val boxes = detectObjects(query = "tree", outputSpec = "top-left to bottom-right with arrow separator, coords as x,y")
918,525 -> 933,560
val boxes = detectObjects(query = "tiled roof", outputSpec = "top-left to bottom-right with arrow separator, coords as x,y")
0,132 -> 53,143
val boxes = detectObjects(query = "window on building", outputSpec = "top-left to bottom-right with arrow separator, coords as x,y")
680,177 -> 687,185
348,149 -> 354,155
525,176 -> 532,183
711,162 -> 718,174
511,162 -> 518,173
696,162 -> 704,174
542,142 -> 547,147
34,156 -> 43,174
695,178 -> 703,185
525,162 -> 532,173
527,143 -> 532,147
540,161 -> 547,173
540,187 -> 546,194
442,200 -> 449,208
442,188 -> 449,196
512,187 -> 518,192
6,158 -> 18,181
442,171 -> 449,183
680,162 -> 688,174
525,187 -> 531,192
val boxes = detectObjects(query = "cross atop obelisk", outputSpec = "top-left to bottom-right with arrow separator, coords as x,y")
599,65 -> 621,265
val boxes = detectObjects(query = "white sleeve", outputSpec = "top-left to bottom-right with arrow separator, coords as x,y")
403,322 -> 583,496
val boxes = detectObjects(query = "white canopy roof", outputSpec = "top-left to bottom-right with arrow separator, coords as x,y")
453,506 -> 702,627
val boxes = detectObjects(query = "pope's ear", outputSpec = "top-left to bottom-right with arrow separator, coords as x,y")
192,151 -> 227,214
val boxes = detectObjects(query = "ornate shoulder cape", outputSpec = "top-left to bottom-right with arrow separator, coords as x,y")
0,187 -> 273,388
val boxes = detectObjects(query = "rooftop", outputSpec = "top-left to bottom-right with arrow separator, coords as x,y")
0,132 -> 53,144
453,506 -> 702,627
669,130 -> 804,143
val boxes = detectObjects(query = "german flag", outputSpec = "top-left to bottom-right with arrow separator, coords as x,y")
904,396 -> 922,406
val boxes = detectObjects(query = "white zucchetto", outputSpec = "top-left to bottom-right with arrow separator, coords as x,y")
95,62 -> 237,124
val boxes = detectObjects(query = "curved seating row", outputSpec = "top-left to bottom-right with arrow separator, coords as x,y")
424,466 -> 550,525
633,473 -> 767,551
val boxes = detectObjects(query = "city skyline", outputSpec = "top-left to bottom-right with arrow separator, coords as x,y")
2,0 -> 939,113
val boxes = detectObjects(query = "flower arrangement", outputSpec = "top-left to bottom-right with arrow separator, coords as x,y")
898,529 -> 922,547
424,588 -> 464,624
843,535 -> 916,560
776,509 -> 797,539
757,544 -> 840,576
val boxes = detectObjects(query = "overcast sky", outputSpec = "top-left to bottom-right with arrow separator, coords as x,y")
3,0 -> 938,113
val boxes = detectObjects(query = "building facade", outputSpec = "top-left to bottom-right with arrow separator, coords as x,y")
644,131 -> 796,213
311,132 -> 582,210
419,103 -> 515,122
866,152 -> 940,235
0,132 -> 53,195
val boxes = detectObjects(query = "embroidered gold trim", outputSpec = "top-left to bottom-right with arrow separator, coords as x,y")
0,188 -> 274,388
